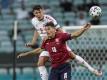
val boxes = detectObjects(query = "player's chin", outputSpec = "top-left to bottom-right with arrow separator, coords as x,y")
48,35 -> 51,38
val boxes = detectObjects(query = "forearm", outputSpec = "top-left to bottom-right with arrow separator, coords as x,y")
17,48 -> 44,58
25,48 -> 43,56
31,31 -> 39,45
71,28 -> 86,38
71,23 -> 91,38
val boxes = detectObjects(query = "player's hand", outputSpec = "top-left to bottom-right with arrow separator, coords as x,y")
17,53 -> 28,59
84,23 -> 91,30
93,69 -> 102,76
25,42 -> 34,48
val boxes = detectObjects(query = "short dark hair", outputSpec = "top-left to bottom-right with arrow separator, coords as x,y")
45,22 -> 56,28
32,5 -> 43,12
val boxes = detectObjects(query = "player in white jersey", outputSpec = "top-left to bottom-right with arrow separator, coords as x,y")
25,5 -> 102,80
31,15 -> 60,40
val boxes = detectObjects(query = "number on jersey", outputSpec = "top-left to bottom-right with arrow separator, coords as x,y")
52,47 -> 57,52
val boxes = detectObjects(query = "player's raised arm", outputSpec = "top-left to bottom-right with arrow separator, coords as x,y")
31,30 -> 39,45
17,48 -> 44,58
25,30 -> 39,48
71,23 -> 91,39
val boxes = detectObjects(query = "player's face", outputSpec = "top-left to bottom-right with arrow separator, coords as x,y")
33,9 -> 44,20
45,26 -> 56,38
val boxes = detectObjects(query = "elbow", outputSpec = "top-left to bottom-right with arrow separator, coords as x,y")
71,33 -> 81,39
73,34 -> 79,38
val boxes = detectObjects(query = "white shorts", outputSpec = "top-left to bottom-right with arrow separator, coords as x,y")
39,51 -> 50,57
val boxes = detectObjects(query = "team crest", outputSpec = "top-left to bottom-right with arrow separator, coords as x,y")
55,38 -> 59,42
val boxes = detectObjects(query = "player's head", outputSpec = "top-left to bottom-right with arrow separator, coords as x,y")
45,22 -> 56,39
32,5 -> 44,20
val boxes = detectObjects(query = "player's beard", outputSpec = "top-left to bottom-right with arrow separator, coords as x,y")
48,33 -> 55,39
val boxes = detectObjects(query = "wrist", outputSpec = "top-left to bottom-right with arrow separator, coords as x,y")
83,27 -> 87,31
31,42 -> 36,45
25,52 -> 31,56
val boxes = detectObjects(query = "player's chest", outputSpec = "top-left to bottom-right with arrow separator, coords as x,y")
45,38 -> 63,52
36,21 -> 48,33
36,18 -> 50,29
34,22 -> 46,34
36,21 -> 46,30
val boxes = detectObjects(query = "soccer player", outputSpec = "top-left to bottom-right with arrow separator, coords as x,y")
25,5 -> 102,80
17,22 -> 102,80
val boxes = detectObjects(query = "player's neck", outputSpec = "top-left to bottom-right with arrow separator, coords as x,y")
38,16 -> 44,21
48,33 -> 56,39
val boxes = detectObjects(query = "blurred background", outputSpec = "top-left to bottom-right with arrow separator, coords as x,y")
0,0 -> 107,80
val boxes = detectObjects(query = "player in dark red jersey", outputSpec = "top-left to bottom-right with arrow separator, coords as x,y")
17,22 -> 102,80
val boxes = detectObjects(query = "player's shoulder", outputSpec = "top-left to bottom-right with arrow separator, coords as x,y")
56,32 -> 69,37
44,14 -> 54,20
31,17 -> 38,23
42,39 -> 49,45
44,14 -> 52,18
56,32 -> 64,37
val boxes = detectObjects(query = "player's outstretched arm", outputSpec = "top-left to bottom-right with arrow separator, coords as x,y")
17,48 -> 44,58
71,23 -> 91,39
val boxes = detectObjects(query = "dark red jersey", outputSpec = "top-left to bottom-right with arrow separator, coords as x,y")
41,32 -> 72,68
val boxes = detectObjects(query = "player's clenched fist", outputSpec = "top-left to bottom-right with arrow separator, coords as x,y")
84,23 -> 91,30
17,53 -> 28,59
25,42 -> 34,48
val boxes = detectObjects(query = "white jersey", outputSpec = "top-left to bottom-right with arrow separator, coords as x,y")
31,15 -> 60,39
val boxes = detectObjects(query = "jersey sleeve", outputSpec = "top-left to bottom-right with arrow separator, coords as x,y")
46,15 -> 60,29
60,33 -> 72,42
31,18 -> 38,31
